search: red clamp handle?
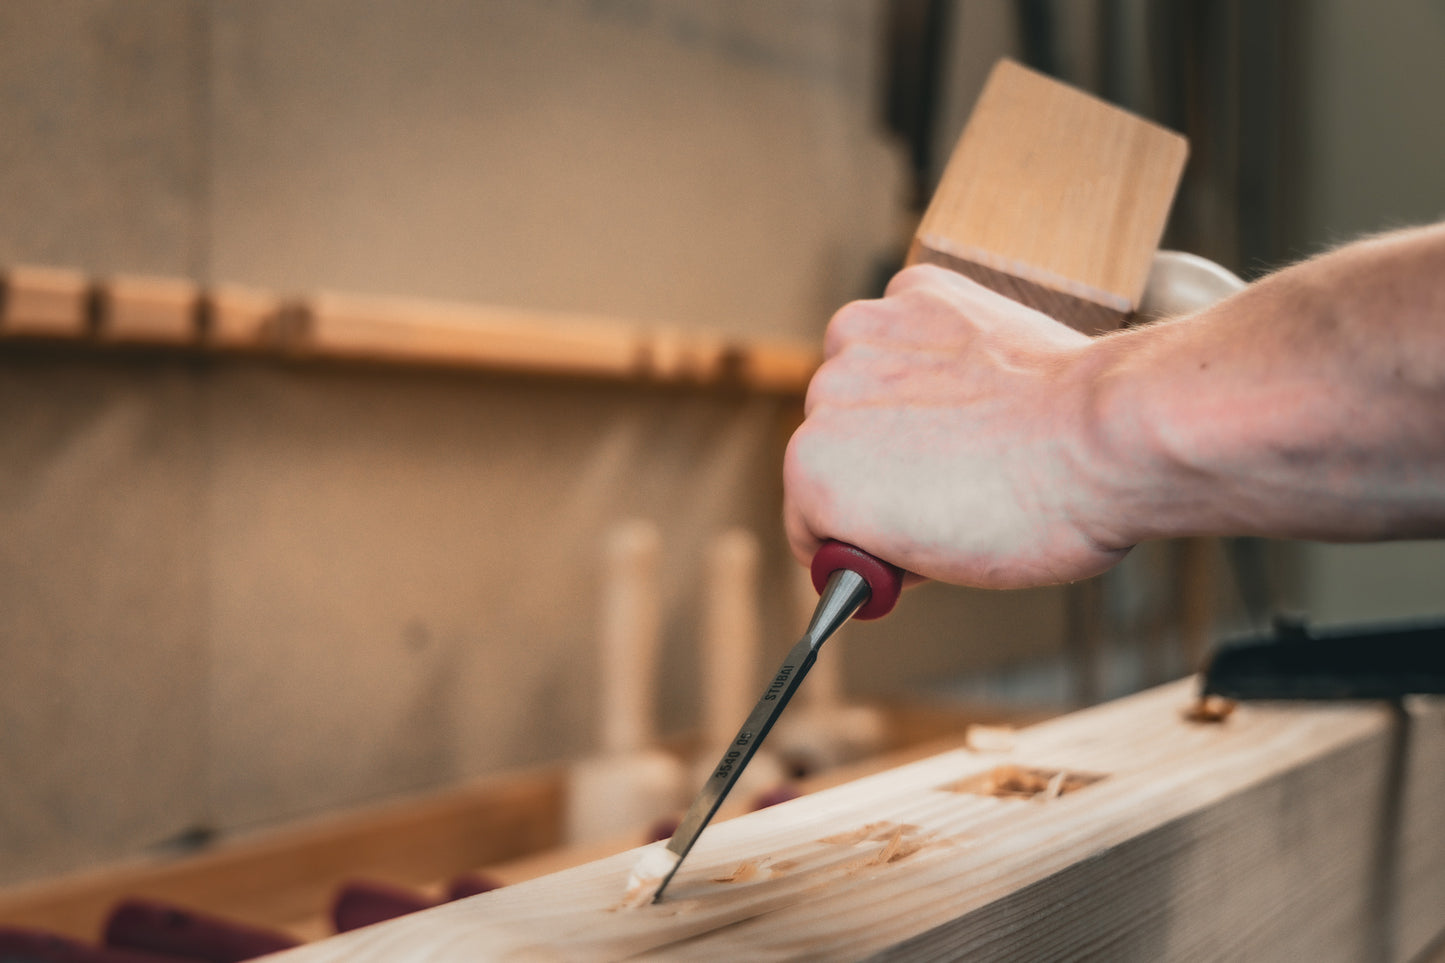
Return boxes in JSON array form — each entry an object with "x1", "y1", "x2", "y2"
[{"x1": 810, "y1": 541, "x2": 904, "y2": 621}]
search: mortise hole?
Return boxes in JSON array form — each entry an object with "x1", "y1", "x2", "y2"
[{"x1": 939, "y1": 765, "x2": 1106, "y2": 800}]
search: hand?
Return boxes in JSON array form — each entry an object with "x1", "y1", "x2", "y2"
[{"x1": 783, "y1": 265, "x2": 1131, "y2": 590}]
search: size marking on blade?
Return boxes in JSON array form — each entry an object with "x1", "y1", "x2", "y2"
[
  {"x1": 763, "y1": 665, "x2": 795, "y2": 701},
  {"x1": 714, "y1": 749, "x2": 742, "y2": 779}
]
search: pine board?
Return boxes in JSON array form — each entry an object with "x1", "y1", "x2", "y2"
[{"x1": 265, "y1": 680, "x2": 1445, "y2": 961}]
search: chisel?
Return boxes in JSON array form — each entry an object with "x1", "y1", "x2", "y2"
[{"x1": 628, "y1": 540, "x2": 903, "y2": 903}]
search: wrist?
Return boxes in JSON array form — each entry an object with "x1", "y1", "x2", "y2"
[
  {"x1": 1074, "y1": 266, "x2": 1331, "y2": 547},
  {"x1": 1068, "y1": 319, "x2": 1208, "y2": 549}
]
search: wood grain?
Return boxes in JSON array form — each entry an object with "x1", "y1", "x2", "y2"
[
  {"x1": 0, "y1": 265, "x2": 90, "y2": 338},
  {"x1": 909, "y1": 59, "x2": 1187, "y2": 333},
  {"x1": 265, "y1": 680, "x2": 1445, "y2": 962}
]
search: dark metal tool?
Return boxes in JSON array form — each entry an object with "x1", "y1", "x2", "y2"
[
  {"x1": 632, "y1": 541, "x2": 904, "y2": 904},
  {"x1": 1201, "y1": 615, "x2": 1445, "y2": 700}
]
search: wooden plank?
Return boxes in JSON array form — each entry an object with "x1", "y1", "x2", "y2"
[
  {"x1": 909, "y1": 59, "x2": 1188, "y2": 333},
  {"x1": 98, "y1": 274, "x2": 200, "y2": 344},
  {"x1": 0, "y1": 769, "x2": 564, "y2": 942},
  {"x1": 273, "y1": 703, "x2": 1009, "y2": 942},
  {"x1": 0, "y1": 264, "x2": 90, "y2": 338},
  {"x1": 265, "y1": 680, "x2": 1445, "y2": 962}
]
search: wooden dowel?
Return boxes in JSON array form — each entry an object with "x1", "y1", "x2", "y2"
[
  {"x1": 566, "y1": 520, "x2": 685, "y2": 844},
  {"x1": 598, "y1": 520, "x2": 664, "y2": 756},
  {"x1": 701, "y1": 529, "x2": 762, "y2": 750},
  {"x1": 694, "y1": 529, "x2": 787, "y2": 799}
]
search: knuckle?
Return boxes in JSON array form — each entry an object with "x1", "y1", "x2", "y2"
[
  {"x1": 783, "y1": 421, "x2": 822, "y2": 485},
  {"x1": 824, "y1": 298, "x2": 877, "y2": 351},
  {"x1": 884, "y1": 263, "x2": 952, "y2": 297},
  {"x1": 803, "y1": 357, "x2": 845, "y2": 414}
]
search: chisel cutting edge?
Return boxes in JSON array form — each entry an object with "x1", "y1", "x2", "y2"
[{"x1": 626, "y1": 541, "x2": 904, "y2": 904}]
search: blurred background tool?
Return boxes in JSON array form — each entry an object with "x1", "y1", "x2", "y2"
[
  {"x1": 693, "y1": 528, "x2": 789, "y2": 804},
  {"x1": 565, "y1": 520, "x2": 686, "y2": 845},
  {"x1": 1202, "y1": 616, "x2": 1445, "y2": 700}
]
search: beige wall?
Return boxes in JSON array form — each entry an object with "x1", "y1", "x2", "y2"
[
  {"x1": 0, "y1": 1, "x2": 1075, "y2": 887},
  {"x1": 205, "y1": 1, "x2": 902, "y2": 338}
]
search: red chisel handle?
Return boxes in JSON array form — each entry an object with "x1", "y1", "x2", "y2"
[{"x1": 809, "y1": 540, "x2": 904, "y2": 621}]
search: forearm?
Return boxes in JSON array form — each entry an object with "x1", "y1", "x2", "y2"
[{"x1": 1083, "y1": 223, "x2": 1445, "y2": 546}]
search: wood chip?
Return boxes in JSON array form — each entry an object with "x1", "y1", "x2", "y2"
[{"x1": 1184, "y1": 695, "x2": 1237, "y2": 724}]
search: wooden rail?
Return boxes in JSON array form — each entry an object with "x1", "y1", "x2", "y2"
[{"x1": 0, "y1": 266, "x2": 820, "y2": 394}]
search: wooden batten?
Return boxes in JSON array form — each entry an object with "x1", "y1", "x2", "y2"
[
  {"x1": 97, "y1": 274, "x2": 201, "y2": 344},
  {"x1": 0, "y1": 265, "x2": 90, "y2": 338},
  {"x1": 1, "y1": 263, "x2": 820, "y2": 394},
  {"x1": 266, "y1": 680, "x2": 1445, "y2": 962},
  {"x1": 205, "y1": 283, "x2": 292, "y2": 350},
  {"x1": 295, "y1": 291, "x2": 650, "y2": 379},
  {"x1": 909, "y1": 59, "x2": 1188, "y2": 333}
]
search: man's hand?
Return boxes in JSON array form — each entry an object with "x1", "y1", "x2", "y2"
[
  {"x1": 783, "y1": 264, "x2": 1130, "y2": 589},
  {"x1": 786, "y1": 226, "x2": 1445, "y2": 591}
]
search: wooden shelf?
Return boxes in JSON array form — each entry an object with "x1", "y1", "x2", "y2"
[{"x1": 0, "y1": 265, "x2": 820, "y2": 395}]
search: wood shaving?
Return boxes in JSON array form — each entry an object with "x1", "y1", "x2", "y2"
[
  {"x1": 820, "y1": 821, "x2": 922, "y2": 847},
  {"x1": 869, "y1": 827, "x2": 927, "y2": 865},
  {"x1": 869, "y1": 822, "x2": 920, "y2": 841},
  {"x1": 1184, "y1": 695, "x2": 1237, "y2": 723},
  {"x1": 711, "y1": 860, "x2": 759, "y2": 884},
  {"x1": 820, "y1": 821, "x2": 894, "y2": 846},
  {"x1": 941, "y1": 765, "x2": 1105, "y2": 799},
  {"x1": 618, "y1": 846, "x2": 678, "y2": 910}
]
